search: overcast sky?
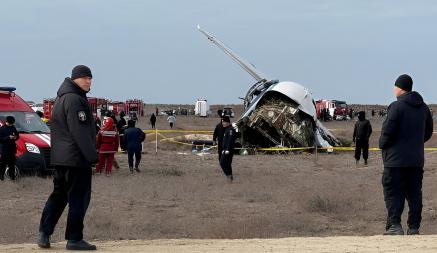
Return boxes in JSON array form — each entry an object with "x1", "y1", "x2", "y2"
[{"x1": 1, "y1": 1, "x2": 436, "y2": 105}]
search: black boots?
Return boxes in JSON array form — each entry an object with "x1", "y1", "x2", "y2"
[
  {"x1": 38, "y1": 232, "x2": 96, "y2": 250},
  {"x1": 407, "y1": 228, "x2": 420, "y2": 235},
  {"x1": 384, "y1": 224, "x2": 404, "y2": 235},
  {"x1": 37, "y1": 232, "x2": 51, "y2": 248},
  {"x1": 66, "y1": 239, "x2": 97, "y2": 250}
]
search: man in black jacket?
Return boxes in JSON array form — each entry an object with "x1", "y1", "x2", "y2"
[
  {"x1": 213, "y1": 118, "x2": 225, "y2": 161},
  {"x1": 38, "y1": 65, "x2": 98, "y2": 250},
  {"x1": 124, "y1": 119, "x2": 146, "y2": 173},
  {"x1": 0, "y1": 116, "x2": 19, "y2": 181},
  {"x1": 219, "y1": 116, "x2": 236, "y2": 182},
  {"x1": 379, "y1": 74, "x2": 433, "y2": 236},
  {"x1": 117, "y1": 111, "x2": 127, "y2": 151},
  {"x1": 353, "y1": 111, "x2": 372, "y2": 165}
]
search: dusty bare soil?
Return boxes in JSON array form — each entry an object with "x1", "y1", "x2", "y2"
[
  {"x1": 2, "y1": 236, "x2": 437, "y2": 252},
  {"x1": 1, "y1": 108, "x2": 437, "y2": 252}
]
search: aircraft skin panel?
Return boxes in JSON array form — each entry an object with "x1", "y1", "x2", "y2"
[
  {"x1": 241, "y1": 81, "x2": 316, "y2": 120},
  {"x1": 269, "y1": 81, "x2": 316, "y2": 119}
]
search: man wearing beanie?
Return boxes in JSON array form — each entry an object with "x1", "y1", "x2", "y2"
[
  {"x1": 379, "y1": 74, "x2": 433, "y2": 235},
  {"x1": 219, "y1": 116, "x2": 236, "y2": 182},
  {"x1": 38, "y1": 65, "x2": 98, "y2": 250}
]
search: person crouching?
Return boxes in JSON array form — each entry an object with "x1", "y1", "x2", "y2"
[{"x1": 96, "y1": 116, "x2": 119, "y2": 176}]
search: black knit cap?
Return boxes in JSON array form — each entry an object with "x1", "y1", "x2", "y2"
[
  {"x1": 71, "y1": 65, "x2": 93, "y2": 80},
  {"x1": 222, "y1": 116, "x2": 231, "y2": 123},
  {"x1": 395, "y1": 74, "x2": 413, "y2": 92},
  {"x1": 6, "y1": 116, "x2": 15, "y2": 124}
]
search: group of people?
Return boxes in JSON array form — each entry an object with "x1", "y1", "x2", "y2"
[
  {"x1": 0, "y1": 65, "x2": 427, "y2": 250},
  {"x1": 148, "y1": 112, "x2": 177, "y2": 129},
  {"x1": 95, "y1": 111, "x2": 145, "y2": 176}
]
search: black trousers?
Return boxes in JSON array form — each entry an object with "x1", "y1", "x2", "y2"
[
  {"x1": 0, "y1": 153, "x2": 16, "y2": 180},
  {"x1": 119, "y1": 135, "x2": 126, "y2": 151},
  {"x1": 151, "y1": 122, "x2": 156, "y2": 129},
  {"x1": 128, "y1": 149, "x2": 141, "y2": 168},
  {"x1": 355, "y1": 139, "x2": 369, "y2": 161},
  {"x1": 219, "y1": 153, "x2": 233, "y2": 176},
  {"x1": 382, "y1": 167, "x2": 423, "y2": 230},
  {"x1": 39, "y1": 166, "x2": 92, "y2": 241},
  {"x1": 217, "y1": 148, "x2": 223, "y2": 162}
]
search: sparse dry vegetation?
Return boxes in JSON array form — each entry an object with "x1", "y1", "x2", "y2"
[{"x1": 1, "y1": 111, "x2": 437, "y2": 245}]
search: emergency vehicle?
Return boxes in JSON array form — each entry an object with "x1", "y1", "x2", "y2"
[
  {"x1": 125, "y1": 99, "x2": 144, "y2": 119},
  {"x1": 108, "y1": 101, "x2": 126, "y2": 116},
  {"x1": 0, "y1": 87, "x2": 52, "y2": 177},
  {"x1": 194, "y1": 99, "x2": 211, "y2": 117},
  {"x1": 43, "y1": 98, "x2": 55, "y2": 120},
  {"x1": 316, "y1": 99, "x2": 348, "y2": 120},
  {"x1": 87, "y1": 97, "x2": 108, "y2": 119}
]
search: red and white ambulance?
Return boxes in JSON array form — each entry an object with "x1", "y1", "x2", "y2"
[{"x1": 0, "y1": 87, "x2": 51, "y2": 177}]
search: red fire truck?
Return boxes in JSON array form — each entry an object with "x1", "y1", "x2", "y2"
[
  {"x1": 108, "y1": 101, "x2": 126, "y2": 116},
  {"x1": 44, "y1": 97, "x2": 109, "y2": 120},
  {"x1": 43, "y1": 98, "x2": 56, "y2": 121},
  {"x1": 316, "y1": 99, "x2": 348, "y2": 120},
  {"x1": 125, "y1": 99, "x2": 144, "y2": 119},
  {"x1": 87, "y1": 97, "x2": 108, "y2": 119}
]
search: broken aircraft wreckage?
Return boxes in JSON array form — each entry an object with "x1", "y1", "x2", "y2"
[{"x1": 197, "y1": 25, "x2": 340, "y2": 149}]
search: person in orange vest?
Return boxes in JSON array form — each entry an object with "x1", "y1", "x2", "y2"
[{"x1": 95, "y1": 116, "x2": 119, "y2": 176}]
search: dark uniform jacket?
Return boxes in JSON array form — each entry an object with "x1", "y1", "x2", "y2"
[
  {"x1": 379, "y1": 91, "x2": 433, "y2": 168},
  {"x1": 150, "y1": 114, "x2": 156, "y2": 124},
  {"x1": 50, "y1": 78, "x2": 97, "y2": 168},
  {"x1": 116, "y1": 118, "x2": 127, "y2": 135},
  {"x1": 353, "y1": 119, "x2": 372, "y2": 142},
  {"x1": 0, "y1": 125, "x2": 19, "y2": 155},
  {"x1": 213, "y1": 123, "x2": 225, "y2": 149},
  {"x1": 124, "y1": 127, "x2": 145, "y2": 152},
  {"x1": 222, "y1": 126, "x2": 236, "y2": 152}
]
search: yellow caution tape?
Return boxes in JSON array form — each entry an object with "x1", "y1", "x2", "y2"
[
  {"x1": 144, "y1": 129, "x2": 213, "y2": 134},
  {"x1": 144, "y1": 129, "x2": 437, "y2": 152},
  {"x1": 257, "y1": 147, "x2": 313, "y2": 151}
]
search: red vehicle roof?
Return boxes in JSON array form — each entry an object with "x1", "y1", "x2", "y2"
[{"x1": 0, "y1": 89, "x2": 33, "y2": 112}]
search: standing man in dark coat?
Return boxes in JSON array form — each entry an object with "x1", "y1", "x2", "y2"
[
  {"x1": 38, "y1": 65, "x2": 98, "y2": 250},
  {"x1": 150, "y1": 113, "x2": 156, "y2": 129},
  {"x1": 379, "y1": 74, "x2": 433, "y2": 236},
  {"x1": 353, "y1": 111, "x2": 372, "y2": 165},
  {"x1": 219, "y1": 116, "x2": 236, "y2": 182},
  {"x1": 117, "y1": 111, "x2": 127, "y2": 151},
  {"x1": 0, "y1": 116, "x2": 19, "y2": 181},
  {"x1": 213, "y1": 118, "x2": 225, "y2": 161},
  {"x1": 124, "y1": 119, "x2": 145, "y2": 173}
]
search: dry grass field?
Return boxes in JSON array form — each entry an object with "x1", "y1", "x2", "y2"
[{"x1": 1, "y1": 104, "x2": 437, "y2": 249}]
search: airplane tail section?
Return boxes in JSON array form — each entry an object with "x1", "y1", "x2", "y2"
[{"x1": 197, "y1": 25, "x2": 266, "y2": 82}]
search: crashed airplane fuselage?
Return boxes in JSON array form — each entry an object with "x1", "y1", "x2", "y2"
[{"x1": 197, "y1": 25, "x2": 340, "y2": 149}]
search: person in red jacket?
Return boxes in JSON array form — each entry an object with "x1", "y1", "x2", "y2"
[{"x1": 96, "y1": 116, "x2": 119, "y2": 176}]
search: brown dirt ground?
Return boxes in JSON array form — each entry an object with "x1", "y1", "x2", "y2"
[
  {"x1": 1, "y1": 105, "x2": 437, "y2": 252},
  {"x1": 1, "y1": 236, "x2": 437, "y2": 252}
]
